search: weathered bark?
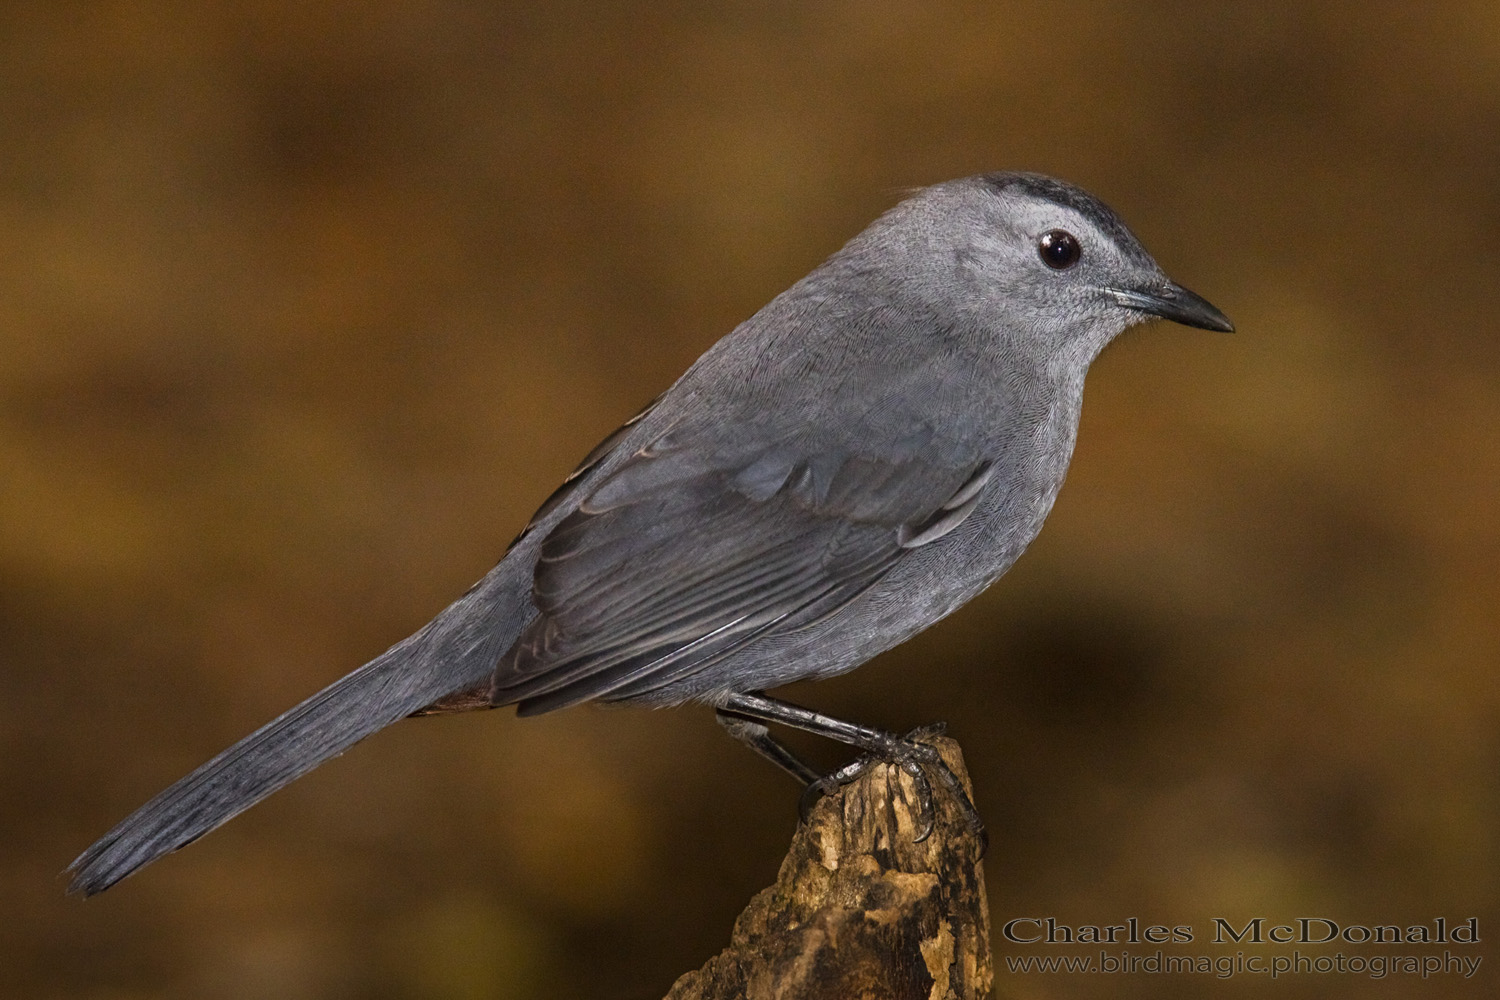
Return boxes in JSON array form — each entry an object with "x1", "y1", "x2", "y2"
[{"x1": 665, "y1": 737, "x2": 991, "y2": 1000}]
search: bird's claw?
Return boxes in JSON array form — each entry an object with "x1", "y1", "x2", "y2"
[
  {"x1": 797, "y1": 757, "x2": 870, "y2": 824},
  {"x1": 796, "y1": 723, "x2": 985, "y2": 855}
]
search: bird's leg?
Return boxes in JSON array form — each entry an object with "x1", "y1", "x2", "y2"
[
  {"x1": 718, "y1": 692, "x2": 985, "y2": 851},
  {"x1": 714, "y1": 710, "x2": 822, "y2": 785}
]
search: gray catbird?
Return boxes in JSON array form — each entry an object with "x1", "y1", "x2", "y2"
[{"x1": 68, "y1": 172, "x2": 1231, "y2": 896}]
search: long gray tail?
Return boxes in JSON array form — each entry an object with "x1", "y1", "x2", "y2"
[{"x1": 67, "y1": 572, "x2": 527, "y2": 896}]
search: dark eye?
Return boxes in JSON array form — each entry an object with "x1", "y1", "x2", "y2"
[{"x1": 1038, "y1": 229, "x2": 1081, "y2": 270}]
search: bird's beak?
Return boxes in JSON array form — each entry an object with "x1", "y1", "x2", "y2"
[{"x1": 1106, "y1": 281, "x2": 1234, "y2": 332}]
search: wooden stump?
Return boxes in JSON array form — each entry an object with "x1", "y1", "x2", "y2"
[{"x1": 665, "y1": 737, "x2": 991, "y2": 1000}]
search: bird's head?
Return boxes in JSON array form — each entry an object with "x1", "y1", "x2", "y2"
[{"x1": 863, "y1": 172, "x2": 1232, "y2": 367}]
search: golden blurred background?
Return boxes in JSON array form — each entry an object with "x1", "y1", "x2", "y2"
[{"x1": 4, "y1": 2, "x2": 1498, "y2": 998}]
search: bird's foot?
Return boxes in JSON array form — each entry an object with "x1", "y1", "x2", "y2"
[{"x1": 796, "y1": 721, "x2": 986, "y2": 855}]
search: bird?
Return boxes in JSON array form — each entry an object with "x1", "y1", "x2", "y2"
[{"x1": 67, "y1": 171, "x2": 1232, "y2": 896}]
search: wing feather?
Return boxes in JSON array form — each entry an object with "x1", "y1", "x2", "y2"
[{"x1": 493, "y1": 433, "x2": 991, "y2": 713}]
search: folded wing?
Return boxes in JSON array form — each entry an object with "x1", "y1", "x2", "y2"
[{"x1": 494, "y1": 426, "x2": 992, "y2": 714}]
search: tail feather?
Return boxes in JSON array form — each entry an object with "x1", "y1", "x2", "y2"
[{"x1": 67, "y1": 574, "x2": 526, "y2": 896}]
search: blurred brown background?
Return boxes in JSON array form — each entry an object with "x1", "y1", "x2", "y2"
[{"x1": 4, "y1": 2, "x2": 1497, "y2": 998}]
